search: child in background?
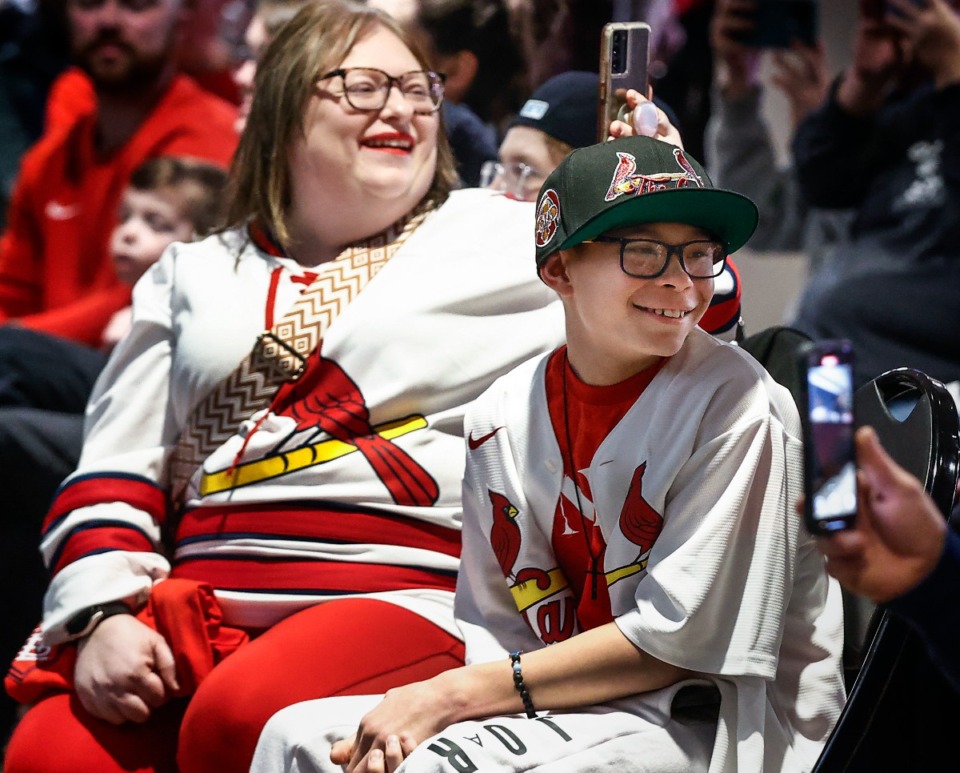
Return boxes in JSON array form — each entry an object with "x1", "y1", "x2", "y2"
[
  {"x1": 251, "y1": 135, "x2": 845, "y2": 773},
  {"x1": 100, "y1": 157, "x2": 228, "y2": 347},
  {"x1": 0, "y1": 157, "x2": 228, "y2": 747}
]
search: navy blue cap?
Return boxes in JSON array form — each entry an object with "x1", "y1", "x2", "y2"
[{"x1": 508, "y1": 71, "x2": 598, "y2": 151}]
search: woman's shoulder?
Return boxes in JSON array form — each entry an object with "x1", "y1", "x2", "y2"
[
  {"x1": 158, "y1": 226, "x2": 263, "y2": 275},
  {"x1": 434, "y1": 188, "x2": 534, "y2": 231}
]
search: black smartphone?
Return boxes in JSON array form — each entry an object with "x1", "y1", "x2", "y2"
[
  {"x1": 738, "y1": 0, "x2": 818, "y2": 48},
  {"x1": 597, "y1": 21, "x2": 650, "y2": 143},
  {"x1": 799, "y1": 339, "x2": 858, "y2": 535}
]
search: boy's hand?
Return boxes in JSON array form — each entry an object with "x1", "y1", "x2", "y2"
[
  {"x1": 607, "y1": 90, "x2": 684, "y2": 148},
  {"x1": 329, "y1": 677, "x2": 455, "y2": 772}
]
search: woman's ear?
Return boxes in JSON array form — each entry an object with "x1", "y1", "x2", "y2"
[{"x1": 539, "y1": 251, "x2": 574, "y2": 297}]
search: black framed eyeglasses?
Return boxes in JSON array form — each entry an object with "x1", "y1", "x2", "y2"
[
  {"x1": 318, "y1": 67, "x2": 445, "y2": 114},
  {"x1": 583, "y1": 236, "x2": 728, "y2": 279}
]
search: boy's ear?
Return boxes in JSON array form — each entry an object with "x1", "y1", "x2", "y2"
[{"x1": 539, "y1": 251, "x2": 573, "y2": 296}]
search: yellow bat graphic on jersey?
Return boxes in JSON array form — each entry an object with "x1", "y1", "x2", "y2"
[{"x1": 199, "y1": 415, "x2": 427, "y2": 496}]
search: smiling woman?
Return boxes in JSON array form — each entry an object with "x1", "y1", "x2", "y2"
[{"x1": 1, "y1": 2, "x2": 564, "y2": 772}]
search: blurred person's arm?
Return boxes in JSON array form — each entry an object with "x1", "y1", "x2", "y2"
[
  {"x1": 793, "y1": 6, "x2": 905, "y2": 208},
  {"x1": 705, "y1": 0, "x2": 831, "y2": 252},
  {"x1": 15, "y1": 285, "x2": 133, "y2": 347}
]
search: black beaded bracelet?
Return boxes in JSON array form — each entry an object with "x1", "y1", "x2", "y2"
[{"x1": 509, "y1": 650, "x2": 537, "y2": 718}]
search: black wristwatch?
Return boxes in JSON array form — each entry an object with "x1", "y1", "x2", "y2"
[{"x1": 65, "y1": 601, "x2": 132, "y2": 638}]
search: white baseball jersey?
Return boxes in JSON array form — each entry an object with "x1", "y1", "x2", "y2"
[
  {"x1": 38, "y1": 188, "x2": 565, "y2": 644},
  {"x1": 249, "y1": 331, "x2": 844, "y2": 773},
  {"x1": 447, "y1": 330, "x2": 845, "y2": 772}
]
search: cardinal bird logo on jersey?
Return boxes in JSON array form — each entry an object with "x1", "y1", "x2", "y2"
[
  {"x1": 614, "y1": 462, "x2": 663, "y2": 575},
  {"x1": 489, "y1": 490, "x2": 521, "y2": 579},
  {"x1": 200, "y1": 354, "x2": 439, "y2": 505},
  {"x1": 269, "y1": 356, "x2": 440, "y2": 506}
]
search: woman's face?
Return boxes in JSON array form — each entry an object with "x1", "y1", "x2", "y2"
[{"x1": 288, "y1": 25, "x2": 439, "y2": 221}]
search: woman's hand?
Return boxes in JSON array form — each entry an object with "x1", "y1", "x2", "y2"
[
  {"x1": 607, "y1": 90, "x2": 684, "y2": 148},
  {"x1": 74, "y1": 614, "x2": 179, "y2": 724},
  {"x1": 329, "y1": 677, "x2": 459, "y2": 773}
]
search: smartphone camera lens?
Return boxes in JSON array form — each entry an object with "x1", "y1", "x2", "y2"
[{"x1": 611, "y1": 29, "x2": 627, "y2": 75}]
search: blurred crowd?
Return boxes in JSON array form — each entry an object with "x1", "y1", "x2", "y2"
[{"x1": 1, "y1": 0, "x2": 959, "y2": 769}]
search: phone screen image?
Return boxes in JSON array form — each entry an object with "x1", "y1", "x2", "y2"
[{"x1": 803, "y1": 346, "x2": 857, "y2": 533}]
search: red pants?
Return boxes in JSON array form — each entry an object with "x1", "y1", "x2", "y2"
[{"x1": 4, "y1": 599, "x2": 463, "y2": 772}]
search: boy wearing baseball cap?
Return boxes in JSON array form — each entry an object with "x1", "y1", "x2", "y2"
[{"x1": 251, "y1": 136, "x2": 845, "y2": 773}]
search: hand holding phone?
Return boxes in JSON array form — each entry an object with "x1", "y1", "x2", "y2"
[
  {"x1": 597, "y1": 22, "x2": 651, "y2": 142},
  {"x1": 799, "y1": 340, "x2": 858, "y2": 535}
]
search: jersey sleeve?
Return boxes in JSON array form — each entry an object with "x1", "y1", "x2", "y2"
[
  {"x1": 39, "y1": 248, "x2": 182, "y2": 644},
  {"x1": 615, "y1": 356, "x2": 807, "y2": 680}
]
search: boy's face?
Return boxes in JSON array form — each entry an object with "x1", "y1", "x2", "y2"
[
  {"x1": 110, "y1": 186, "x2": 195, "y2": 285},
  {"x1": 494, "y1": 126, "x2": 556, "y2": 201},
  {"x1": 543, "y1": 221, "x2": 716, "y2": 382}
]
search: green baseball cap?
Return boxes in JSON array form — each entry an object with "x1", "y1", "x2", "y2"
[{"x1": 534, "y1": 135, "x2": 758, "y2": 268}]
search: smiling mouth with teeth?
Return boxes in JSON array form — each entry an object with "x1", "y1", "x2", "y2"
[
  {"x1": 637, "y1": 306, "x2": 688, "y2": 319},
  {"x1": 363, "y1": 138, "x2": 413, "y2": 151}
]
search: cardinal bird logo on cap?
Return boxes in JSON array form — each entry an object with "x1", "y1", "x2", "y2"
[
  {"x1": 605, "y1": 148, "x2": 704, "y2": 202},
  {"x1": 536, "y1": 189, "x2": 561, "y2": 247}
]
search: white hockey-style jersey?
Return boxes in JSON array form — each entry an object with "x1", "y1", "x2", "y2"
[
  {"x1": 455, "y1": 330, "x2": 845, "y2": 772},
  {"x1": 38, "y1": 189, "x2": 565, "y2": 644}
]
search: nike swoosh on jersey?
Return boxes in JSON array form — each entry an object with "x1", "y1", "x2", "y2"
[
  {"x1": 467, "y1": 426, "x2": 503, "y2": 450},
  {"x1": 45, "y1": 201, "x2": 81, "y2": 220}
]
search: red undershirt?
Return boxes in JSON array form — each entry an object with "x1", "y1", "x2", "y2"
[{"x1": 544, "y1": 346, "x2": 667, "y2": 631}]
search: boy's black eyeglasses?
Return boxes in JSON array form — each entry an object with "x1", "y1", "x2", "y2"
[
  {"x1": 318, "y1": 67, "x2": 446, "y2": 114},
  {"x1": 583, "y1": 236, "x2": 728, "y2": 279}
]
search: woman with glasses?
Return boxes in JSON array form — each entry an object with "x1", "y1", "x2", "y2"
[{"x1": 3, "y1": 2, "x2": 564, "y2": 772}]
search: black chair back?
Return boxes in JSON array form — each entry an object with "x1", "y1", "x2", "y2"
[{"x1": 812, "y1": 368, "x2": 960, "y2": 772}]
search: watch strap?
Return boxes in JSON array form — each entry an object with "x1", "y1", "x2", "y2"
[{"x1": 65, "y1": 601, "x2": 132, "y2": 638}]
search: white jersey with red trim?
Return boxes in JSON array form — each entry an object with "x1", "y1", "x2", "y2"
[
  {"x1": 453, "y1": 330, "x2": 845, "y2": 772},
  {"x1": 39, "y1": 188, "x2": 565, "y2": 645}
]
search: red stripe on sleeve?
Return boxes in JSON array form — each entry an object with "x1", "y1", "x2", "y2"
[
  {"x1": 44, "y1": 475, "x2": 167, "y2": 533},
  {"x1": 51, "y1": 525, "x2": 155, "y2": 576}
]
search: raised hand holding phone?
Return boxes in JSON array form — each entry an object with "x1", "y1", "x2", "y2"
[{"x1": 597, "y1": 22, "x2": 651, "y2": 142}]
